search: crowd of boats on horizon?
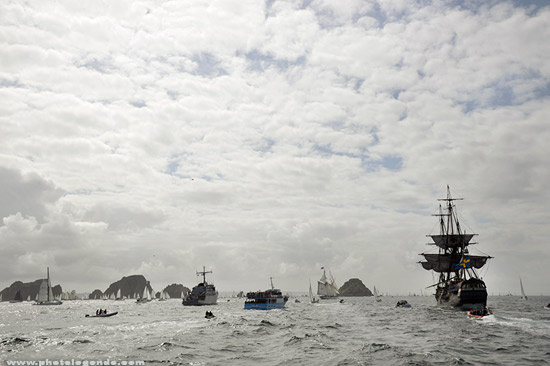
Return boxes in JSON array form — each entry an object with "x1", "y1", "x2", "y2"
[{"x1": 1, "y1": 188, "x2": 546, "y2": 312}]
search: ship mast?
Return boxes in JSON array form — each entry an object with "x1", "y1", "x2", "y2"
[
  {"x1": 196, "y1": 266, "x2": 212, "y2": 284},
  {"x1": 437, "y1": 186, "x2": 464, "y2": 284}
]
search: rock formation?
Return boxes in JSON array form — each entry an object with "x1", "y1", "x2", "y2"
[
  {"x1": 89, "y1": 289, "x2": 104, "y2": 300},
  {"x1": 338, "y1": 278, "x2": 373, "y2": 297},
  {"x1": 162, "y1": 283, "x2": 190, "y2": 298},
  {"x1": 104, "y1": 275, "x2": 154, "y2": 299},
  {"x1": 0, "y1": 280, "x2": 62, "y2": 301}
]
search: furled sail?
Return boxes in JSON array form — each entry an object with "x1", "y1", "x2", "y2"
[
  {"x1": 429, "y1": 234, "x2": 475, "y2": 249},
  {"x1": 420, "y1": 254, "x2": 489, "y2": 272}
]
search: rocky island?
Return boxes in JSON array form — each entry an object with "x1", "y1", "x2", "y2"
[
  {"x1": 338, "y1": 278, "x2": 373, "y2": 297},
  {"x1": 0, "y1": 279, "x2": 62, "y2": 301},
  {"x1": 103, "y1": 275, "x2": 154, "y2": 299}
]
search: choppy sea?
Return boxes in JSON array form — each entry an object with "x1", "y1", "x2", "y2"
[{"x1": 1, "y1": 295, "x2": 549, "y2": 365}]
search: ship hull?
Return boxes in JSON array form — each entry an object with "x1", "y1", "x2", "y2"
[
  {"x1": 34, "y1": 301, "x2": 63, "y2": 306},
  {"x1": 182, "y1": 293, "x2": 218, "y2": 306},
  {"x1": 244, "y1": 299, "x2": 286, "y2": 310},
  {"x1": 436, "y1": 279, "x2": 488, "y2": 310}
]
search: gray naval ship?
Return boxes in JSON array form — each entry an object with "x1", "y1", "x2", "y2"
[{"x1": 182, "y1": 266, "x2": 218, "y2": 306}]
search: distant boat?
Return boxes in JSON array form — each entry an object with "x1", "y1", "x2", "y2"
[
  {"x1": 158, "y1": 291, "x2": 169, "y2": 301},
  {"x1": 374, "y1": 286, "x2": 382, "y2": 302},
  {"x1": 467, "y1": 307, "x2": 493, "y2": 318},
  {"x1": 35, "y1": 267, "x2": 62, "y2": 305},
  {"x1": 309, "y1": 279, "x2": 319, "y2": 303},
  {"x1": 520, "y1": 276, "x2": 528, "y2": 300},
  {"x1": 317, "y1": 267, "x2": 339, "y2": 299},
  {"x1": 9, "y1": 290, "x2": 23, "y2": 303},
  {"x1": 115, "y1": 288, "x2": 123, "y2": 300},
  {"x1": 244, "y1": 277, "x2": 288, "y2": 310},
  {"x1": 85, "y1": 311, "x2": 118, "y2": 318},
  {"x1": 396, "y1": 300, "x2": 411, "y2": 308},
  {"x1": 182, "y1": 266, "x2": 218, "y2": 306},
  {"x1": 136, "y1": 287, "x2": 152, "y2": 303}
]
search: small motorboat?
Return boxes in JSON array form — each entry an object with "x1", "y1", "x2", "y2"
[
  {"x1": 467, "y1": 307, "x2": 493, "y2": 318},
  {"x1": 204, "y1": 311, "x2": 215, "y2": 319},
  {"x1": 544, "y1": 304, "x2": 550, "y2": 310},
  {"x1": 85, "y1": 311, "x2": 118, "y2": 318},
  {"x1": 396, "y1": 300, "x2": 411, "y2": 308}
]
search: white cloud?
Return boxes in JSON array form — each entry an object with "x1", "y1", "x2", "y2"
[{"x1": 0, "y1": 0, "x2": 549, "y2": 297}]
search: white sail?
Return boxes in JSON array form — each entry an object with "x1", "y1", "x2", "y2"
[
  {"x1": 317, "y1": 268, "x2": 339, "y2": 297},
  {"x1": 116, "y1": 289, "x2": 121, "y2": 299},
  {"x1": 37, "y1": 280, "x2": 49, "y2": 302},
  {"x1": 520, "y1": 277, "x2": 528, "y2": 300},
  {"x1": 374, "y1": 286, "x2": 381, "y2": 302},
  {"x1": 47, "y1": 273, "x2": 54, "y2": 301}
]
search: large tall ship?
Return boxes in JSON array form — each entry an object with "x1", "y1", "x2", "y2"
[
  {"x1": 182, "y1": 267, "x2": 218, "y2": 306},
  {"x1": 317, "y1": 267, "x2": 339, "y2": 299},
  {"x1": 419, "y1": 187, "x2": 492, "y2": 310}
]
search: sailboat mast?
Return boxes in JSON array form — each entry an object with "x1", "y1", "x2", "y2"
[{"x1": 47, "y1": 267, "x2": 51, "y2": 301}]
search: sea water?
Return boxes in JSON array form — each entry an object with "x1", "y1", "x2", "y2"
[{"x1": 1, "y1": 296, "x2": 549, "y2": 365}]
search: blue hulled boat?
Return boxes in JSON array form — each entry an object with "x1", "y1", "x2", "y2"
[{"x1": 244, "y1": 278, "x2": 288, "y2": 310}]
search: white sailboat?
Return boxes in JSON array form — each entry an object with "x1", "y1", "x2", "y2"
[
  {"x1": 35, "y1": 267, "x2": 62, "y2": 305},
  {"x1": 309, "y1": 279, "x2": 319, "y2": 303},
  {"x1": 317, "y1": 267, "x2": 339, "y2": 299},
  {"x1": 374, "y1": 286, "x2": 381, "y2": 302},
  {"x1": 160, "y1": 290, "x2": 170, "y2": 301},
  {"x1": 520, "y1": 276, "x2": 528, "y2": 300}
]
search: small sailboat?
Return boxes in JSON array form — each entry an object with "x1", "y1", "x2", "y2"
[
  {"x1": 309, "y1": 279, "x2": 319, "y2": 303},
  {"x1": 9, "y1": 290, "x2": 23, "y2": 303},
  {"x1": 520, "y1": 276, "x2": 528, "y2": 300},
  {"x1": 136, "y1": 287, "x2": 152, "y2": 303},
  {"x1": 158, "y1": 291, "x2": 168, "y2": 301},
  {"x1": 374, "y1": 286, "x2": 381, "y2": 302},
  {"x1": 35, "y1": 267, "x2": 63, "y2": 305}
]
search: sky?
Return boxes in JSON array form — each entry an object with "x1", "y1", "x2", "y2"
[{"x1": 1, "y1": 0, "x2": 549, "y2": 297}]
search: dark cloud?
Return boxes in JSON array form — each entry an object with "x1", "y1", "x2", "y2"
[{"x1": 0, "y1": 167, "x2": 64, "y2": 224}]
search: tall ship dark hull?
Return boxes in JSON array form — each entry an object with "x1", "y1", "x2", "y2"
[
  {"x1": 435, "y1": 278, "x2": 488, "y2": 310},
  {"x1": 182, "y1": 284, "x2": 218, "y2": 306},
  {"x1": 419, "y1": 187, "x2": 492, "y2": 310}
]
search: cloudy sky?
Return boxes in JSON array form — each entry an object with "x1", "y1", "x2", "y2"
[{"x1": 1, "y1": 0, "x2": 549, "y2": 297}]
